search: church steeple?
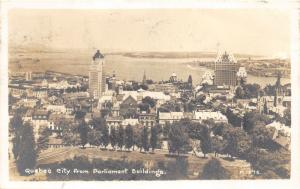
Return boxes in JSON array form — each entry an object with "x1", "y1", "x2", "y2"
[{"x1": 142, "y1": 70, "x2": 146, "y2": 84}]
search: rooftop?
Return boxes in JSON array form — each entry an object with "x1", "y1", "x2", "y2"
[{"x1": 93, "y1": 50, "x2": 104, "y2": 60}]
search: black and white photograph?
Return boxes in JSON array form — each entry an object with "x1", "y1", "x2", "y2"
[{"x1": 0, "y1": 1, "x2": 299, "y2": 188}]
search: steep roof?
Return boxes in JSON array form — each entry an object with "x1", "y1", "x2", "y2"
[
  {"x1": 215, "y1": 51, "x2": 236, "y2": 64},
  {"x1": 93, "y1": 50, "x2": 104, "y2": 60}
]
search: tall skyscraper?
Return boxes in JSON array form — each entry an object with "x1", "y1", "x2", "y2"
[
  {"x1": 214, "y1": 51, "x2": 237, "y2": 86},
  {"x1": 88, "y1": 50, "x2": 105, "y2": 99}
]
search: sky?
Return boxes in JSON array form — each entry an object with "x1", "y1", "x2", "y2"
[{"x1": 8, "y1": 9, "x2": 291, "y2": 56}]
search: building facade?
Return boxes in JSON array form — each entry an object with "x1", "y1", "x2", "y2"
[
  {"x1": 88, "y1": 50, "x2": 105, "y2": 99},
  {"x1": 214, "y1": 51, "x2": 237, "y2": 86}
]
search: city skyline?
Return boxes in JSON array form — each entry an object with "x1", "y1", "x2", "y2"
[{"x1": 9, "y1": 9, "x2": 290, "y2": 57}]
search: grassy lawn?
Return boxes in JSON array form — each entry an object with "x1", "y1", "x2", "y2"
[{"x1": 10, "y1": 147, "x2": 253, "y2": 180}]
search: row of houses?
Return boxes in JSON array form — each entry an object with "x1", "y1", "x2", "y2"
[{"x1": 106, "y1": 110, "x2": 228, "y2": 133}]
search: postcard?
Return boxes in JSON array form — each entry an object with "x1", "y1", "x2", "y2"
[{"x1": 0, "y1": 1, "x2": 299, "y2": 189}]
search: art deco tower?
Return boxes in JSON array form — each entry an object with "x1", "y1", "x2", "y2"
[
  {"x1": 214, "y1": 51, "x2": 237, "y2": 86},
  {"x1": 88, "y1": 50, "x2": 105, "y2": 99}
]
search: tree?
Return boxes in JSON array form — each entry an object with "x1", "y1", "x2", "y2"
[
  {"x1": 274, "y1": 91, "x2": 277, "y2": 107},
  {"x1": 243, "y1": 112, "x2": 271, "y2": 133},
  {"x1": 9, "y1": 93, "x2": 18, "y2": 105},
  {"x1": 101, "y1": 125, "x2": 110, "y2": 149},
  {"x1": 199, "y1": 126, "x2": 212, "y2": 158},
  {"x1": 200, "y1": 158, "x2": 230, "y2": 179},
  {"x1": 243, "y1": 83, "x2": 261, "y2": 98},
  {"x1": 186, "y1": 121, "x2": 212, "y2": 157},
  {"x1": 168, "y1": 123, "x2": 190, "y2": 155},
  {"x1": 142, "y1": 96, "x2": 156, "y2": 108},
  {"x1": 16, "y1": 122, "x2": 37, "y2": 176},
  {"x1": 211, "y1": 136, "x2": 227, "y2": 157},
  {"x1": 264, "y1": 84, "x2": 276, "y2": 96},
  {"x1": 283, "y1": 108, "x2": 291, "y2": 126},
  {"x1": 87, "y1": 129, "x2": 102, "y2": 147},
  {"x1": 78, "y1": 121, "x2": 88, "y2": 148},
  {"x1": 175, "y1": 157, "x2": 189, "y2": 177},
  {"x1": 188, "y1": 75, "x2": 193, "y2": 85},
  {"x1": 110, "y1": 127, "x2": 118, "y2": 150},
  {"x1": 246, "y1": 148, "x2": 290, "y2": 178},
  {"x1": 11, "y1": 112, "x2": 24, "y2": 160},
  {"x1": 117, "y1": 125, "x2": 125, "y2": 150},
  {"x1": 62, "y1": 123, "x2": 81, "y2": 146},
  {"x1": 141, "y1": 126, "x2": 149, "y2": 152},
  {"x1": 138, "y1": 103, "x2": 150, "y2": 113},
  {"x1": 159, "y1": 102, "x2": 181, "y2": 112},
  {"x1": 223, "y1": 127, "x2": 252, "y2": 158},
  {"x1": 162, "y1": 123, "x2": 171, "y2": 137},
  {"x1": 263, "y1": 101, "x2": 268, "y2": 114},
  {"x1": 75, "y1": 111, "x2": 86, "y2": 120},
  {"x1": 251, "y1": 125, "x2": 277, "y2": 150},
  {"x1": 10, "y1": 111, "x2": 24, "y2": 131},
  {"x1": 36, "y1": 127, "x2": 51, "y2": 154},
  {"x1": 150, "y1": 126, "x2": 158, "y2": 152},
  {"x1": 226, "y1": 107, "x2": 242, "y2": 127},
  {"x1": 124, "y1": 125, "x2": 134, "y2": 151},
  {"x1": 90, "y1": 117, "x2": 106, "y2": 130},
  {"x1": 235, "y1": 86, "x2": 245, "y2": 99},
  {"x1": 211, "y1": 122, "x2": 230, "y2": 136},
  {"x1": 133, "y1": 127, "x2": 142, "y2": 151},
  {"x1": 195, "y1": 94, "x2": 206, "y2": 104}
]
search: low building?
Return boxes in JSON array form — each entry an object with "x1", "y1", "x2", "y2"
[
  {"x1": 158, "y1": 112, "x2": 193, "y2": 126},
  {"x1": 48, "y1": 136, "x2": 64, "y2": 148},
  {"x1": 194, "y1": 111, "x2": 228, "y2": 123},
  {"x1": 138, "y1": 112, "x2": 156, "y2": 127},
  {"x1": 63, "y1": 92, "x2": 90, "y2": 100},
  {"x1": 46, "y1": 104, "x2": 67, "y2": 114},
  {"x1": 23, "y1": 109, "x2": 34, "y2": 122},
  {"x1": 47, "y1": 114, "x2": 75, "y2": 132},
  {"x1": 98, "y1": 94, "x2": 114, "y2": 110},
  {"x1": 158, "y1": 110, "x2": 228, "y2": 126},
  {"x1": 266, "y1": 121, "x2": 290, "y2": 150},
  {"x1": 19, "y1": 98, "x2": 39, "y2": 108},
  {"x1": 31, "y1": 110, "x2": 50, "y2": 141},
  {"x1": 32, "y1": 88, "x2": 48, "y2": 99},
  {"x1": 122, "y1": 119, "x2": 139, "y2": 127},
  {"x1": 151, "y1": 83, "x2": 178, "y2": 94},
  {"x1": 266, "y1": 121, "x2": 290, "y2": 138},
  {"x1": 106, "y1": 116, "x2": 124, "y2": 134},
  {"x1": 9, "y1": 84, "x2": 26, "y2": 97},
  {"x1": 119, "y1": 95, "x2": 139, "y2": 117}
]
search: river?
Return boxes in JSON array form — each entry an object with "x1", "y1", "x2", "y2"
[
  {"x1": 104, "y1": 55, "x2": 290, "y2": 87},
  {"x1": 10, "y1": 53, "x2": 290, "y2": 87}
]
